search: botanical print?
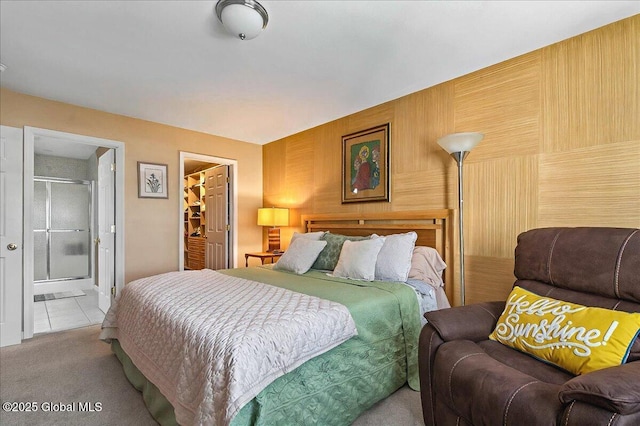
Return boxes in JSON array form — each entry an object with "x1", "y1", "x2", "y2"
[
  {"x1": 138, "y1": 162, "x2": 168, "y2": 198},
  {"x1": 145, "y1": 169, "x2": 163, "y2": 193}
]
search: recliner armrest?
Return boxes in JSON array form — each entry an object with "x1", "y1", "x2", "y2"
[
  {"x1": 423, "y1": 301, "x2": 505, "y2": 342},
  {"x1": 559, "y1": 361, "x2": 640, "y2": 415}
]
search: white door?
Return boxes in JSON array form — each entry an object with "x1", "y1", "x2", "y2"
[
  {"x1": 0, "y1": 126, "x2": 23, "y2": 347},
  {"x1": 97, "y1": 149, "x2": 115, "y2": 313},
  {"x1": 205, "y1": 165, "x2": 230, "y2": 270}
]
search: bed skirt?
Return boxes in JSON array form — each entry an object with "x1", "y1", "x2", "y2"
[{"x1": 113, "y1": 336, "x2": 408, "y2": 426}]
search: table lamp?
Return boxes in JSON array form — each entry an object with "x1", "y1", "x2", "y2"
[{"x1": 257, "y1": 207, "x2": 289, "y2": 252}]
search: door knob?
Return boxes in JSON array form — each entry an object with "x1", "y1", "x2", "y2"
[{"x1": 7, "y1": 243, "x2": 18, "y2": 251}]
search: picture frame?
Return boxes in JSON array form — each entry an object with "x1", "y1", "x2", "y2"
[
  {"x1": 137, "y1": 161, "x2": 168, "y2": 199},
  {"x1": 341, "y1": 123, "x2": 390, "y2": 203}
]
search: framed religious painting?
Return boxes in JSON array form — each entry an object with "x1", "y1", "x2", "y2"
[
  {"x1": 341, "y1": 123, "x2": 390, "y2": 203},
  {"x1": 137, "y1": 161, "x2": 168, "y2": 199}
]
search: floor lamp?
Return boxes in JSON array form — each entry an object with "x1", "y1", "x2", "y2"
[{"x1": 437, "y1": 132, "x2": 484, "y2": 306}]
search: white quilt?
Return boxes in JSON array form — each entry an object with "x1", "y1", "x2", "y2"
[{"x1": 100, "y1": 269, "x2": 358, "y2": 426}]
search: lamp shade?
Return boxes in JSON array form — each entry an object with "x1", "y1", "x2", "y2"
[
  {"x1": 216, "y1": 0, "x2": 269, "y2": 40},
  {"x1": 257, "y1": 208, "x2": 289, "y2": 227},
  {"x1": 437, "y1": 132, "x2": 484, "y2": 154}
]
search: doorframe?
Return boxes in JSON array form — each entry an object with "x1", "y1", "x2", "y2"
[
  {"x1": 23, "y1": 127, "x2": 125, "y2": 339},
  {"x1": 179, "y1": 152, "x2": 237, "y2": 269}
]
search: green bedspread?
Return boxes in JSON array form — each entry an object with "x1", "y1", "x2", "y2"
[{"x1": 113, "y1": 266, "x2": 421, "y2": 425}]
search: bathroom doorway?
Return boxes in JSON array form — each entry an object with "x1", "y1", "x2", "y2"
[{"x1": 23, "y1": 127, "x2": 125, "y2": 339}]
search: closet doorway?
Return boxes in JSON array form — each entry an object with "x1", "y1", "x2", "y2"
[{"x1": 179, "y1": 152, "x2": 237, "y2": 270}]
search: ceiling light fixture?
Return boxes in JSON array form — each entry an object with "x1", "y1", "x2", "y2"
[{"x1": 215, "y1": 0, "x2": 269, "y2": 41}]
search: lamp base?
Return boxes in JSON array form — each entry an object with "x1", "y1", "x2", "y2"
[{"x1": 267, "y1": 228, "x2": 281, "y2": 252}]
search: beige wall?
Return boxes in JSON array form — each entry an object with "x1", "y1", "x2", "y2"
[
  {"x1": 1, "y1": 89, "x2": 263, "y2": 283},
  {"x1": 263, "y1": 16, "x2": 640, "y2": 306}
]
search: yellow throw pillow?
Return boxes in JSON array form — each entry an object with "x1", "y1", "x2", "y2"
[{"x1": 489, "y1": 286, "x2": 640, "y2": 375}]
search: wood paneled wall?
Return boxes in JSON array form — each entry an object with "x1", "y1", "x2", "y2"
[{"x1": 263, "y1": 16, "x2": 640, "y2": 306}]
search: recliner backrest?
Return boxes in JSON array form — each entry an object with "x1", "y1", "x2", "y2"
[{"x1": 514, "y1": 227, "x2": 640, "y2": 304}]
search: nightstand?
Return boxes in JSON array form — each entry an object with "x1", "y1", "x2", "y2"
[{"x1": 245, "y1": 252, "x2": 283, "y2": 267}]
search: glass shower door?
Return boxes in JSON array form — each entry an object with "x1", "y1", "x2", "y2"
[{"x1": 34, "y1": 178, "x2": 92, "y2": 282}]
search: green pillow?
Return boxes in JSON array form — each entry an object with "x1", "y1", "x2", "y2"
[{"x1": 311, "y1": 233, "x2": 369, "y2": 271}]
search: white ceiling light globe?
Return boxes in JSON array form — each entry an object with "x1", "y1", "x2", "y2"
[{"x1": 218, "y1": 1, "x2": 268, "y2": 40}]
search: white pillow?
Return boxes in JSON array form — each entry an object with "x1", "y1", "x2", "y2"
[
  {"x1": 374, "y1": 231, "x2": 418, "y2": 282},
  {"x1": 332, "y1": 238, "x2": 385, "y2": 281},
  {"x1": 290, "y1": 231, "x2": 325, "y2": 244},
  {"x1": 274, "y1": 239, "x2": 327, "y2": 274}
]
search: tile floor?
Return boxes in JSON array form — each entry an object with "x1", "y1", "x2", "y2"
[{"x1": 34, "y1": 288, "x2": 105, "y2": 334}]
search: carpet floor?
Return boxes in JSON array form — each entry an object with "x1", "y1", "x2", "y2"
[{"x1": 0, "y1": 325, "x2": 424, "y2": 425}]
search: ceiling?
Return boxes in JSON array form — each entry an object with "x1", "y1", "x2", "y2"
[
  {"x1": 34, "y1": 135, "x2": 98, "y2": 160},
  {"x1": 1, "y1": 1, "x2": 638, "y2": 146}
]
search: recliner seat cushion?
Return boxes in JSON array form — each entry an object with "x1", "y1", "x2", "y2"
[
  {"x1": 433, "y1": 340, "x2": 566, "y2": 425},
  {"x1": 477, "y1": 340, "x2": 573, "y2": 385}
]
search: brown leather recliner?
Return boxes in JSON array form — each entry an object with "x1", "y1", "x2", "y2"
[{"x1": 419, "y1": 227, "x2": 640, "y2": 425}]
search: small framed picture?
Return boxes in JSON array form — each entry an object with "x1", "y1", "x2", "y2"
[
  {"x1": 138, "y1": 162, "x2": 168, "y2": 199},
  {"x1": 342, "y1": 123, "x2": 390, "y2": 203}
]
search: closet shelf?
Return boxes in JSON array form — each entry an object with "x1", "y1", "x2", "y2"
[{"x1": 184, "y1": 169, "x2": 211, "y2": 271}]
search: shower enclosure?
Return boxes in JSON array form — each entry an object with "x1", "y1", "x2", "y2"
[{"x1": 34, "y1": 177, "x2": 93, "y2": 291}]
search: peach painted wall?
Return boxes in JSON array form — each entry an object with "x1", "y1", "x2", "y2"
[{"x1": 0, "y1": 88, "x2": 263, "y2": 283}]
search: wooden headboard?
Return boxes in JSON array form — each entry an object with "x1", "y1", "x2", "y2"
[{"x1": 301, "y1": 210, "x2": 454, "y2": 300}]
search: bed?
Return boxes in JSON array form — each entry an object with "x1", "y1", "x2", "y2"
[{"x1": 101, "y1": 210, "x2": 453, "y2": 425}]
